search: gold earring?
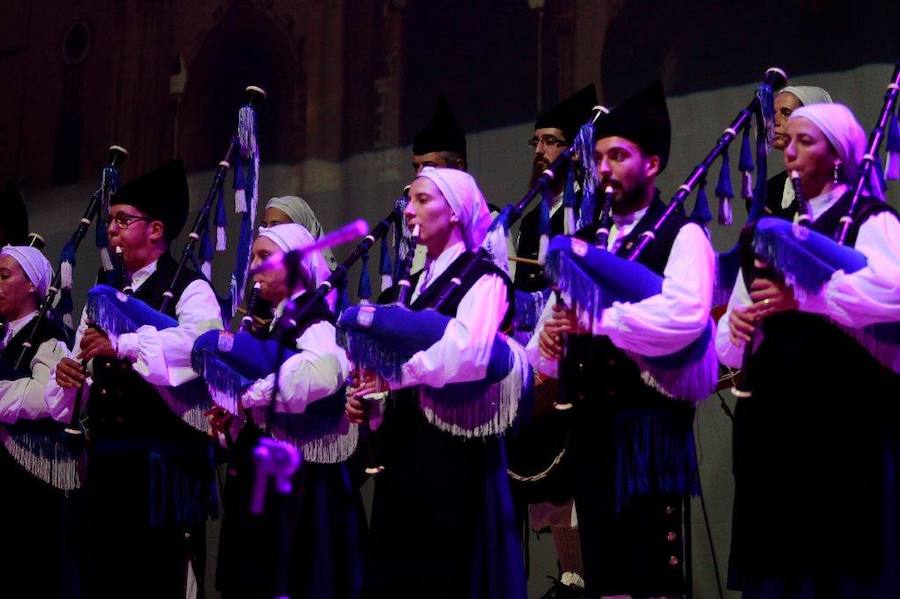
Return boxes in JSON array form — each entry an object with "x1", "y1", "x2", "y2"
[{"x1": 833, "y1": 161, "x2": 842, "y2": 184}]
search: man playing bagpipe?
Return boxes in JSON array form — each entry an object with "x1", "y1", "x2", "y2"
[
  {"x1": 717, "y1": 103, "x2": 900, "y2": 598},
  {"x1": 345, "y1": 167, "x2": 527, "y2": 598},
  {"x1": 0, "y1": 243, "x2": 84, "y2": 597},
  {"x1": 528, "y1": 82, "x2": 716, "y2": 599},
  {"x1": 200, "y1": 222, "x2": 365, "y2": 599},
  {"x1": 509, "y1": 85, "x2": 600, "y2": 599},
  {"x1": 48, "y1": 159, "x2": 223, "y2": 598},
  {"x1": 515, "y1": 85, "x2": 598, "y2": 292}
]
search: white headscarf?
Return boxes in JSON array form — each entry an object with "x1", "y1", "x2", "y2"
[
  {"x1": 257, "y1": 223, "x2": 331, "y2": 291},
  {"x1": 778, "y1": 86, "x2": 833, "y2": 107},
  {"x1": 264, "y1": 196, "x2": 337, "y2": 270},
  {"x1": 790, "y1": 103, "x2": 883, "y2": 200},
  {"x1": 415, "y1": 167, "x2": 493, "y2": 250},
  {"x1": 0, "y1": 246, "x2": 51, "y2": 297}
]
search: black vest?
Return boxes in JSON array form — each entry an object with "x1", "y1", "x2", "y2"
[
  {"x1": 1, "y1": 312, "x2": 71, "y2": 378},
  {"x1": 732, "y1": 192, "x2": 900, "y2": 575},
  {"x1": 563, "y1": 195, "x2": 693, "y2": 404},
  {"x1": 88, "y1": 253, "x2": 204, "y2": 437},
  {"x1": 514, "y1": 201, "x2": 567, "y2": 292}
]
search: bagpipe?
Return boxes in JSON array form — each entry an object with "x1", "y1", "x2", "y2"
[
  {"x1": 85, "y1": 86, "x2": 267, "y2": 432},
  {"x1": 0, "y1": 146, "x2": 128, "y2": 490},
  {"x1": 189, "y1": 211, "x2": 406, "y2": 464},
  {"x1": 540, "y1": 69, "x2": 792, "y2": 404},
  {"x1": 335, "y1": 110, "x2": 626, "y2": 440},
  {"x1": 737, "y1": 62, "x2": 900, "y2": 379}
]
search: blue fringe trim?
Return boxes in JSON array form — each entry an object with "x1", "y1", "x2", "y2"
[
  {"x1": 752, "y1": 217, "x2": 868, "y2": 294},
  {"x1": 420, "y1": 335, "x2": 532, "y2": 438},
  {"x1": 513, "y1": 288, "x2": 550, "y2": 332},
  {"x1": 86, "y1": 285, "x2": 178, "y2": 336},
  {"x1": 714, "y1": 246, "x2": 742, "y2": 307},
  {"x1": 614, "y1": 408, "x2": 699, "y2": 512},
  {"x1": 256, "y1": 392, "x2": 358, "y2": 463},
  {"x1": 635, "y1": 320, "x2": 719, "y2": 403}
]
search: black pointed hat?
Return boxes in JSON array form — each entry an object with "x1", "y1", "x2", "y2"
[
  {"x1": 534, "y1": 84, "x2": 598, "y2": 143},
  {"x1": 111, "y1": 158, "x2": 189, "y2": 241},
  {"x1": 0, "y1": 181, "x2": 29, "y2": 246},
  {"x1": 592, "y1": 81, "x2": 671, "y2": 171},
  {"x1": 413, "y1": 96, "x2": 467, "y2": 157}
]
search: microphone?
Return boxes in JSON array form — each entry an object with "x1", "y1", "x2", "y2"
[
  {"x1": 249, "y1": 437, "x2": 302, "y2": 515},
  {"x1": 250, "y1": 219, "x2": 369, "y2": 276}
]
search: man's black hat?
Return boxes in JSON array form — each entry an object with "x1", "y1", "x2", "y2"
[
  {"x1": 534, "y1": 84, "x2": 598, "y2": 143},
  {"x1": 592, "y1": 81, "x2": 671, "y2": 172},
  {"x1": 111, "y1": 159, "x2": 189, "y2": 240},
  {"x1": 413, "y1": 96, "x2": 467, "y2": 157}
]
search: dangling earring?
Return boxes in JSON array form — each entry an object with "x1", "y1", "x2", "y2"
[{"x1": 833, "y1": 160, "x2": 842, "y2": 184}]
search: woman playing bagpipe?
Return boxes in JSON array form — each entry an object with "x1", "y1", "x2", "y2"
[
  {"x1": 200, "y1": 222, "x2": 365, "y2": 599},
  {"x1": 47, "y1": 159, "x2": 224, "y2": 598},
  {"x1": 527, "y1": 82, "x2": 717, "y2": 599},
  {"x1": 344, "y1": 167, "x2": 528, "y2": 598},
  {"x1": 717, "y1": 102, "x2": 900, "y2": 597},
  {"x1": 0, "y1": 243, "x2": 84, "y2": 597}
]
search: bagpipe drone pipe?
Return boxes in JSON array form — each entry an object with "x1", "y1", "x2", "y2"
[
  {"x1": 545, "y1": 67, "x2": 793, "y2": 403},
  {"x1": 83, "y1": 86, "x2": 267, "y2": 433}
]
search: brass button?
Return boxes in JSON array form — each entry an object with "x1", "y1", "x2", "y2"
[
  {"x1": 665, "y1": 505, "x2": 674, "y2": 515},
  {"x1": 103, "y1": 361, "x2": 111, "y2": 368},
  {"x1": 99, "y1": 388, "x2": 107, "y2": 396},
  {"x1": 667, "y1": 531, "x2": 677, "y2": 542},
  {"x1": 669, "y1": 555, "x2": 679, "y2": 567}
]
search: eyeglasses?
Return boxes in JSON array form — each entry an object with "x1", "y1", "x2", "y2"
[
  {"x1": 104, "y1": 212, "x2": 153, "y2": 229},
  {"x1": 527, "y1": 135, "x2": 567, "y2": 149}
]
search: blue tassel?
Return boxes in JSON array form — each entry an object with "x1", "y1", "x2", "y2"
[
  {"x1": 538, "y1": 190, "x2": 551, "y2": 264},
  {"x1": 756, "y1": 82, "x2": 776, "y2": 149},
  {"x1": 378, "y1": 233, "x2": 392, "y2": 289},
  {"x1": 199, "y1": 225, "x2": 214, "y2": 263},
  {"x1": 215, "y1": 183, "x2": 227, "y2": 251},
  {"x1": 690, "y1": 179, "x2": 713, "y2": 225},
  {"x1": 715, "y1": 150, "x2": 735, "y2": 225},
  {"x1": 739, "y1": 127, "x2": 755, "y2": 200},
  {"x1": 751, "y1": 109, "x2": 770, "y2": 219},
  {"x1": 358, "y1": 251, "x2": 372, "y2": 300},
  {"x1": 336, "y1": 277, "x2": 350, "y2": 316},
  {"x1": 575, "y1": 122, "x2": 598, "y2": 231}
]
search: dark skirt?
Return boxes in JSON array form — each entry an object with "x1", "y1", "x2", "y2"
[
  {"x1": 87, "y1": 435, "x2": 214, "y2": 597},
  {"x1": 0, "y1": 446, "x2": 88, "y2": 598},
  {"x1": 730, "y1": 413, "x2": 900, "y2": 599},
  {"x1": 216, "y1": 427, "x2": 366, "y2": 599},
  {"x1": 365, "y1": 392, "x2": 526, "y2": 599},
  {"x1": 572, "y1": 398, "x2": 695, "y2": 598}
]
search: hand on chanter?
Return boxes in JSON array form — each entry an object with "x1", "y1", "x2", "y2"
[
  {"x1": 55, "y1": 357, "x2": 87, "y2": 389},
  {"x1": 79, "y1": 326, "x2": 117, "y2": 362},
  {"x1": 748, "y1": 275, "x2": 798, "y2": 318},
  {"x1": 538, "y1": 302, "x2": 580, "y2": 361}
]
